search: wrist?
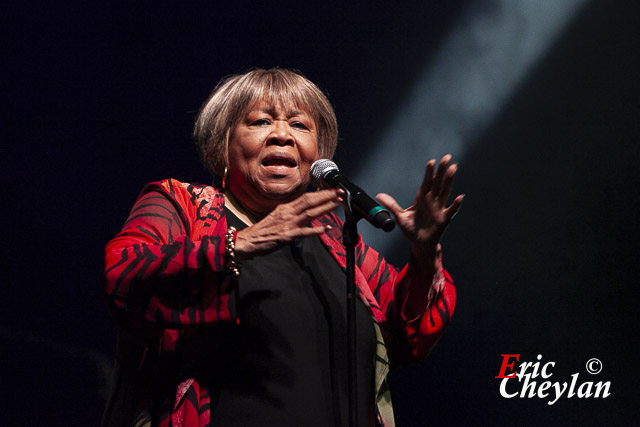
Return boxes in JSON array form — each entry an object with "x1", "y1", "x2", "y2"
[
  {"x1": 411, "y1": 241, "x2": 439, "y2": 270},
  {"x1": 233, "y1": 229, "x2": 254, "y2": 261}
]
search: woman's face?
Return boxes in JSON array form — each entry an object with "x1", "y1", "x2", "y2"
[{"x1": 227, "y1": 100, "x2": 319, "y2": 214}]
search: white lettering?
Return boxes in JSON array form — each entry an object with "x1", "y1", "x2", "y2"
[
  {"x1": 577, "y1": 381, "x2": 593, "y2": 398},
  {"x1": 548, "y1": 381, "x2": 568, "y2": 405},
  {"x1": 500, "y1": 378, "x2": 518, "y2": 398},
  {"x1": 537, "y1": 381, "x2": 551, "y2": 398},
  {"x1": 541, "y1": 361, "x2": 555, "y2": 378},
  {"x1": 498, "y1": 357, "x2": 612, "y2": 404},
  {"x1": 517, "y1": 361, "x2": 533, "y2": 380},
  {"x1": 520, "y1": 375, "x2": 537, "y2": 398},
  {"x1": 531, "y1": 354, "x2": 543, "y2": 378},
  {"x1": 593, "y1": 381, "x2": 611, "y2": 398},
  {"x1": 568, "y1": 373, "x2": 579, "y2": 397}
]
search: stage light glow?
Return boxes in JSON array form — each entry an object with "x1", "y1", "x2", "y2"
[{"x1": 354, "y1": 0, "x2": 589, "y2": 256}]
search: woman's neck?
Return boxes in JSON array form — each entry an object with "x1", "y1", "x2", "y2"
[{"x1": 223, "y1": 191, "x2": 264, "y2": 226}]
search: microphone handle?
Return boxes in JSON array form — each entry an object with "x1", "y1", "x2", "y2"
[{"x1": 324, "y1": 170, "x2": 395, "y2": 232}]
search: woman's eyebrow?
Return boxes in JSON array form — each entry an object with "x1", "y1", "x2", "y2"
[
  {"x1": 257, "y1": 106, "x2": 272, "y2": 114},
  {"x1": 256, "y1": 107, "x2": 306, "y2": 118}
]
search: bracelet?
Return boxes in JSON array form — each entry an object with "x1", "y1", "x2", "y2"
[{"x1": 225, "y1": 226, "x2": 241, "y2": 277}]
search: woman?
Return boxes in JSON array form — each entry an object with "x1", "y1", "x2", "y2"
[{"x1": 103, "y1": 68, "x2": 463, "y2": 427}]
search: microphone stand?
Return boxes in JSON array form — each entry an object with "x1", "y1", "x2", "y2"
[{"x1": 341, "y1": 188, "x2": 360, "y2": 427}]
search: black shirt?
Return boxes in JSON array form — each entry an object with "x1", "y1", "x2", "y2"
[{"x1": 208, "y1": 208, "x2": 375, "y2": 427}]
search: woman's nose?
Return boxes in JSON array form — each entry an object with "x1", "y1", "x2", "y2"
[{"x1": 267, "y1": 120, "x2": 294, "y2": 146}]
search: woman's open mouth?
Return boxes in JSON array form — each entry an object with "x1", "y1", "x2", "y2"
[{"x1": 261, "y1": 153, "x2": 297, "y2": 172}]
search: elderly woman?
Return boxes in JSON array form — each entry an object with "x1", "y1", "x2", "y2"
[{"x1": 102, "y1": 68, "x2": 463, "y2": 427}]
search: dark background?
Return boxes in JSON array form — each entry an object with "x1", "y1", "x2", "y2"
[{"x1": 2, "y1": 0, "x2": 639, "y2": 425}]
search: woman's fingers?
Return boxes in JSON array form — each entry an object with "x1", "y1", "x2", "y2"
[
  {"x1": 418, "y1": 159, "x2": 436, "y2": 198},
  {"x1": 288, "y1": 189, "x2": 342, "y2": 224},
  {"x1": 376, "y1": 193, "x2": 404, "y2": 217},
  {"x1": 438, "y1": 162, "x2": 458, "y2": 207},
  {"x1": 296, "y1": 224, "x2": 332, "y2": 237},
  {"x1": 235, "y1": 190, "x2": 342, "y2": 259},
  {"x1": 290, "y1": 189, "x2": 341, "y2": 211},
  {"x1": 417, "y1": 154, "x2": 458, "y2": 209},
  {"x1": 445, "y1": 194, "x2": 465, "y2": 222},
  {"x1": 301, "y1": 199, "x2": 341, "y2": 223},
  {"x1": 431, "y1": 154, "x2": 452, "y2": 196}
]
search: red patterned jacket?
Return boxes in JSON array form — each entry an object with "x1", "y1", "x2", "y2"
[{"x1": 103, "y1": 178, "x2": 456, "y2": 427}]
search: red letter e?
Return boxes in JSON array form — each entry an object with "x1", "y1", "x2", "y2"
[{"x1": 495, "y1": 354, "x2": 520, "y2": 378}]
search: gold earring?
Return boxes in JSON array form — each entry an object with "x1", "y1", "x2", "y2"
[{"x1": 221, "y1": 166, "x2": 228, "y2": 192}]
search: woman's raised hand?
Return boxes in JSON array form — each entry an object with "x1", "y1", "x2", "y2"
[
  {"x1": 234, "y1": 189, "x2": 342, "y2": 260},
  {"x1": 376, "y1": 154, "x2": 464, "y2": 255}
]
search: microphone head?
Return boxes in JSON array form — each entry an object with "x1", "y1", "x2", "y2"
[{"x1": 310, "y1": 159, "x2": 339, "y2": 188}]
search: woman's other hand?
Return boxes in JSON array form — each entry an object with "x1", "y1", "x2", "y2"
[
  {"x1": 376, "y1": 154, "x2": 464, "y2": 258},
  {"x1": 377, "y1": 154, "x2": 463, "y2": 317},
  {"x1": 234, "y1": 189, "x2": 342, "y2": 260}
]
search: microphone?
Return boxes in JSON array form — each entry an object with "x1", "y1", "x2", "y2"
[{"x1": 310, "y1": 159, "x2": 395, "y2": 232}]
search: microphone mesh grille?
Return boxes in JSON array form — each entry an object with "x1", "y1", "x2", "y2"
[{"x1": 310, "y1": 159, "x2": 339, "y2": 188}]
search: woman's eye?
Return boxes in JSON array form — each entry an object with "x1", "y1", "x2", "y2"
[
  {"x1": 291, "y1": 121, "x2": 309, "y2": 130},
  {"x1": 251, "y1": 119, "x2": 271, "y2": 126}
]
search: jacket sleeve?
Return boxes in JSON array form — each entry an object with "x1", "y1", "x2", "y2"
[
  {"x1": 104, "y1": 182, "x2": 234, "y2": 333},
  {"x1": 355, "y1": 236, "x2": 456, "y2": 365}
]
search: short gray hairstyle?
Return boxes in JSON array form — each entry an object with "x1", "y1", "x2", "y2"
[{"x1": 194, "y1": 68, "x2": 338, "y2": 177}]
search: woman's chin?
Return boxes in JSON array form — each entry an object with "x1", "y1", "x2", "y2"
[
  {"x1": 260, "y1": 184, "x2": 304, "y2": 201},
  {"x1": 254, "y1": 178, "x2": 306, "y2": 201}
]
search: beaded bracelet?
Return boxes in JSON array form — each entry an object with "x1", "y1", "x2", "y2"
[{"x1": 225, "y1": 226, "x2": 241, "y2": 277}]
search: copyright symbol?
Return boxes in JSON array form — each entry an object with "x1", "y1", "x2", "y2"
[{"x1": 586, "y1": 358, "x2": 602, "y2": 374}]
